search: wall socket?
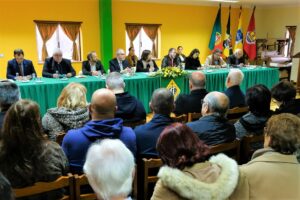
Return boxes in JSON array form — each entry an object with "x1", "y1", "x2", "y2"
[{"x1": 0, "y1": 54, "x2": 4, "y2": 58}]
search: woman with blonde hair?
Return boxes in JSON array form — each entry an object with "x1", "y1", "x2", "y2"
[{"x1": 42, "y1": 82, "x2": 90, "y2": 140}]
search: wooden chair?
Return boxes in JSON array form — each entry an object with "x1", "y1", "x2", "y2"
[
  {"x1": 240, "y1": 134, "x2": 264, "y2": 164},
  {"x1": 187, "y1": 112, "x2": 202, "y2": 122},
  {"x1": 56, "y1": 132, "x2": 66, "y2": 145},
  {"x1": 209, "y1": 139, "x2": 241, "y2": 162},
  {"x1": 13, "y1": 174, "x2": 74, "y2": 200},
  {"x1": 74, "y1": 174, "x2": 97, "y2": 200},
  {"x1": 171, "y1": 114, "x2": 187, "y2": 123},
  {"x1": 123, "y1": 119, "x2": 146, "y2": 128},
  {"x1": 227, "y1": 106, "x2": 249, "y2": 124}
]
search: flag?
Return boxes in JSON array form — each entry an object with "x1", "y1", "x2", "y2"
[
  {"x1": 208, "y1": 4, "x2": 223, "y2": 51},
  {"x1": 234, "y1": 6, "x2": 243, "y2": 52},
  {"x1": 244, "y1": 6, "x2": 256, "y2": 60},
  {"x1": 223, "y1": 6, "x2": 232, "y2": 57}
]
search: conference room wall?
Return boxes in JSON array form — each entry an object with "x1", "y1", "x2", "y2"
[
  {"x1": 111, "y1": 0, "x2": 251, "y2": 66},
  {"x1": 256, "y1": 6, "x2": 300, "y2": 82},
  {"x1": 0, "y1": 0, "x2": 100, "y2": 79}
]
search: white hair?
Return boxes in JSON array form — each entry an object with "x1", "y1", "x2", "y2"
[
  {"x1": 116, "y1": 48, "x2": 125, "y2": 55},
  {"x1": 83, "y1": 139, "x2": 135, "y2": 200},
  {"x1": 227, "y1": 69, "x2": 244, "y2": 86},
  {"x1": 106, "y1": 72, "x2": 125, "y2": 90},
  {"x1": 52, "y1": 48, "x2": 63, "y2": 56}
]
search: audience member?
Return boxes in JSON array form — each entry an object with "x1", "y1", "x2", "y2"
[
  {"x1": 185, "y1": 48, "x2": 202, "y2": 70},
  {"x1": 151, "y1": 123, "x2": 239, "y2": 200},
  {"x1": 230, "y1": 113, "x2": 300, "y2": 200},
  {"x1": 6, "y1": 49, "x2": 36, "y2": 80},
  {"x1": 224, "y1": 68, "x2": 246, "y2": 108},
  {"x1": 204, "y1": 48, "x2": 226, "y2": 67},
  {"x1": 42, "y1": 83, "x2": 89, "y2": 141},
  {"x1": 84, "y1": 139, "x2": 135, "y2": 200},
  {"x1": 106, "y1": 72, "x2": 146, "y2": 123},
  {"x1": 0, "y1": 100, "x2": 68, "y2": 198},
  {"x1": 176, "y1": 46, "x2": 186, "y2": 64},
  {"x1": 109, "y1": 49, "x2": 131, "y2": 73},
  {"x1": 235, "y1": 84, "x2": 272, "y2": 139},
  {"x1": 271, "y1": 80, "x2": 300, "y2": 115},
  {"x1": 0, "y1": 81, "x2": 20, "y2": 131},
  {"x1": 125, "y1": 47, "x2": 138, "y2": 67},
  {"x1": 62, "y1": 88, "x2": 136, "y2": 173},
  {"x1": 82, "y1": 51, "x2": 105, "y2": 76},
  {"x1": 174, "y1": 71, "x2": 208, "y2": 115},
  {"x1": 136, "y1": 50, "x2": 158, "y2": 72},
  {"x1": 227, "y1": 49, "x2": 245, "y2": 66},
  {"x1": 187, "y1": 92, "x2": 235, "y2": 146},
  {"x1": 161, "y1": 48, "x2": 180, "y2": 68},
  {"x1": 135, "y1": 88, "x2": 174, "y2": 157},
  {"x1": 42, "y1": 48, "x2": 76, "y2": 78},
  {"x1": 0, "y1": 172, "x2": 14, "y2": 200}
]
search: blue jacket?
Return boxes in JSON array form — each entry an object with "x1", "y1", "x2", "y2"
[
  {"x1": 187, "y1": 115, "x2": 236, "y2": 146},
  {"x1": 62, "y1": 118, "x2": 136, "y2": 173},
  {"x1": 109, "y1": 58, "x2": 130, "y2": 72},
  {"x1": 224, "y1": 85, "x2": 246, "y2": 108},
  {"x1": 6, "y1": 59, "x2": 36, "y2": 80},
  {"x1": 134, "y1": 114, "x2": 173, "y2": 157}
]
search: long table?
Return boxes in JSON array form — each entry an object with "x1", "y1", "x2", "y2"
[{"x1": 17, "y1": 67, "x2": 279, "y2": 115}]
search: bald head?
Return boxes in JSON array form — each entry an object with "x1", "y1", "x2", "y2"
[
  {"x1": 202, "y1": 91, "x2": 229, "y2": 118},
  {"x1": 150, "y1": 88, "x2": 174, "y2": 115},
  {"x1": 226, "y1": 69, "x2": 244, "y2": 88},
  {"x1": 189, "y1": 71, "x2": 206, "y2": 90},
  {"x1": 90, "y1": 89, "x2": 116, "y2": 120},
  {"x1": 234, "y1": 49, "x2": 243, "y2": 59}
]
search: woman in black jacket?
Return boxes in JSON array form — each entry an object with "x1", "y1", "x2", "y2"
[
  {"x1": 136, "y1": 50, "x2": 158, "y2": 72},
  {"x1": 185, "y1": 49, "x2": 202, "y2": 70}
]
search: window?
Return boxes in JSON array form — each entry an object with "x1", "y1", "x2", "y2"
[
  {"x1": 34, "y1": 21, "x2": 82, "y2": 62},
  {"x1": 283, "y1": 26, "x2": 297, "y2": 57},
  {"x1": 125, "y1": 24, "x2": 161, "y2": 58}
]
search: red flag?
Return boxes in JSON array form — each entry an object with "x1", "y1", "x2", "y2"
[{"x1": 244, "y1": 7, "x2": 256, "y2": 60}]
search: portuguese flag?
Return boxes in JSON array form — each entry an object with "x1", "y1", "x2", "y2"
[
  {"x1": 208, "y1": 4, "x2": 223, "y2": 51},
  {"x1": 223, "y1": 6, "x2": 232, "y2": 57}
]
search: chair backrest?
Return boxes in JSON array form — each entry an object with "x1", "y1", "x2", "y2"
[
  {"x1": 241, "y1": 134, "x2": 264, "y2": 164},
  {"x1": 56, "y1": 132, "x2": 66, "y2": 145},
  {"x1": 13, "y1": 174, "x2": 74, "y2": 200},
  {"x1": 171, "y1": 114, "x2": 187, "y2": 123},
  {"x1": 227, "y1": 106, "x2": 249, "y2": 124},
  {"x1": 209, "y1": 139, "x2": 241, "y2": 162},
  {"x1": 187, "y1": 112, "x2": 202, "y2": 122},
  {"x1": 123, "y1": 119, "x2": 146, "y2": 128},
  {"x1": 74, "y1": 174, "x2": 97, "y2": 200}
]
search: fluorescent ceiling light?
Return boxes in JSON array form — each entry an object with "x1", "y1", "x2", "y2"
[{"x1": 210, "y1": 0, "x2": 239, "y2": 3}]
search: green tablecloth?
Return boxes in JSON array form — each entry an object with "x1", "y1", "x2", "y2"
[{"x1": 18, "y1": 67, "x2": 279, "y2": 115}]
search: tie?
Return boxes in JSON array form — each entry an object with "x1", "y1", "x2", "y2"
[
  {"x1": 18, "y1": 63, "x2": 24, "y2": 76},
  {"x1": 119, "y1": 61, "x2": 123, "y2": 71}
]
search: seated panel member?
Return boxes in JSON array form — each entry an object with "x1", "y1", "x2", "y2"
[
  {"x1": 6, "y1": 49, "x2": 36, "y2": 80},
  {"x1": 185, "y1": 48, "x2": 202, "y2": 70},
  {"x1": 204, "y1": 48, "x2": 226, "y2": 68},
  {"x1": 161, "y1": 48, "x2": 180, "y2": 68},
  {"x1": 227, "y1": 49, "x2": 245, "y2": 66},
  {"x1": 136, "y1": 50, "x2": 158, "y2": 72},
  {"x1": 176, "y1": 46, "x2": 186, "y2": 64},
  {"x1": 109, "y1": 49, "x2": 131, "y2": 73},
  {"x1": 125, "y1": 47, "x2": 138, "y2": 67},
  {"x1": 82, "y1": 51, "x2": 105, "y2": 76},
  {"x1": 42, "y1": 48, "x2": 76, "y2": 78}
]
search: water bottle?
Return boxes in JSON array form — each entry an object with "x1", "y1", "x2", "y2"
[
  {"x1": 98, "y1": 70, "x2": 102, "y2": 78},
  {"x1": 55, "y1": 70, "x2": 59, "y2": 79},
  {"x1": 32, "y1": 73, "x2": 36, "y2": 81}
]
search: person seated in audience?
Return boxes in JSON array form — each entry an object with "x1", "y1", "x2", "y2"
[
  {"x1": 271, "y1": 80, "x2": 300, "y2": 115},
  {"x1": 6, "y1": 49, "x2": 36, "y2": 80},
  {"x1": 84, "y1": 139, "x2": 135, "y2": 200},
  {"x1": 235, "y1": 84, "x2": 272, "y2": 139},
  {"x1": 185, "y1": 48, "x2": 202, "y2": 70},
  {"x1": 176, "y1": 46, "x2": 186, "y2": 64},
  {"x1": 109, "y1": 48, "x2": 131, "y2": 73},
  {"x1": 161, "y1": 48, "x2": 180, "y2": 68},
  {"x1": 227, "y1": 49, "x2": 245, "y2": 66},
  {"x1": 82, "y1": 51, "x2": 105, "y2": 76},
  {"x1": 187, "y1": 91, "x2": 235, "y2": 146},
  {"x1": 134, "y1": 88, "x2": 174, "y2": 157},
  {"x1": 224, "y1": 68, "x2": 246, "y2": 108},
  {"x1": 42, "y1": 83, "x2": 89, "y2": 141},
  {"x1": 174, "y1": 71, "x2": 208, "y2": 115},
  {"x1": 106, "y1": 72, "x2": 146, "y2": 123},
  {"x1": 230, "y1": 113, "x2": 300, "y2": 200},
  {"x1": 0, "y1": 80, "x2": 20, "y2": 131},
  {"x1": 0, "y1": 172, "x2": 14, "y2": 200},
  {"x1": 0, "y1": 100, "x2": 68, "y2": 198},
  {"x1": 151, "y1": 123, "x2": 239, "y2": 200},
  {"x1": 62, "y1": 88, "x2": 136, "y2": 173},
  {"x1": 136, "y1": 50, "x2": 158, "y2": 72},
  {"x1": 204, "y1": 48, "x2": 226, "y2": 68},
  {"x1": 125, "y1": 47, "x2": 138, "y2": 67},
  {"x1": 42, "y1": 48, "x2": 76, "y2": 78}
]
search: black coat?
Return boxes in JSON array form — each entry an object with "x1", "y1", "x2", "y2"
[
  {"x1": 227, "y1": 54, "x2": 245, "y2": 65},
  {"x1": 6, "y1": 59, "x2": 36, "y2": 79},
  {"x1": 82, "y1": 60, "x2": 105, "y2": 75},
  {"x1": 174, "y1": 89, "x2": 208, "y2": 115},
  {"x1": 185, "y1": 57, "x2": 201, "y2": 70},
  {"x1": 42, "y1": 57, "x2": 76, "y2": 78},
  {"x1": 109, "y1": 58, "x2": 130, "y2": 72},
  {"x1": 224, "y1": 85, "x2": 246, "y2": 108},
  {"x1": 136, "y1": 60, "x2": 158, "y2": 72},
  {"x1": 274, "y1": 99, "x2": 300, "y2": 115},
  {"x1": 161, "y1": 56, "x2": 180, "y2": 68}
]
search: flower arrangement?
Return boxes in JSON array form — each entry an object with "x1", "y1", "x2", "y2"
[{"x1": 160, "y1": 67, "x2": 187, "y2": 78}]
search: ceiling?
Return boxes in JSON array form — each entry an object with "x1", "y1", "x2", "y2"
[{"x1": 121, "y1": 0, "x2": 300, "y2": 7}]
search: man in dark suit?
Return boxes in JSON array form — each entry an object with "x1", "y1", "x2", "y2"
[
  {"x1": 227, "y1": 49, "x2": 245, "y2": 66},
  {"x1": 174, "y1": 71, "x2": 208, "y2": 115},
  {"x1": 224, "y1": 69, "x2": 246, "y2": 108},
  {"x1": 82, "y1": 51, "x2": 105, "y2": 75},
  {"x1": 109, "y1": 49, "x2": 130, "y2": 73},
  {"x1": 161, "y1": 48, "x2": 181, "y2": 68},
  {"x1": 42, "y1": 48, "x2": 76, "y2": 78},
  {"x1": 134, "y1": 88, "x2": 174, "y2": 157},
  {"x1": 6, "y1": 49, "x2": 36, "y2": 80},
  {"x1": 187, "y1": 92, "x2": 236, "y2": 146}
]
